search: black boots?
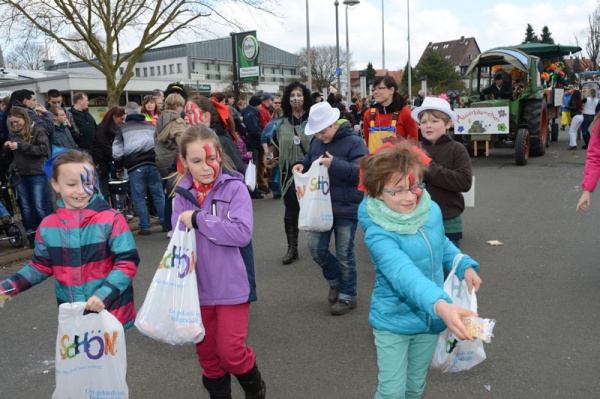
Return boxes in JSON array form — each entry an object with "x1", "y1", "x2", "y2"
[
  {"x1": 282, "y1": 218, "x2": 299, "y2": 264},
  {"x1": 202, "y1": 373, "x2": 232, "y2": 399},
  {"x1": 235, "y1": 364, "x2": 266, "y2": 399}
]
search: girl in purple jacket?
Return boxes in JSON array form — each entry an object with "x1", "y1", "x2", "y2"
[{"x1": 172, "y1": 124, "x2": 265, "y2": 399}]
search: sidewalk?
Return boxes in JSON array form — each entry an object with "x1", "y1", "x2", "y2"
[{"x1": 0, "y1": 216, "x2": 162, "y2": 268}]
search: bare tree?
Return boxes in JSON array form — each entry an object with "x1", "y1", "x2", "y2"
[
  {"x1": 4, "y1": 40, "x2": 47, "y2": 70},
  {"x1": 585, "y1": 6, "x2": 600, "y2": 71},
  {"x1": 59, "y1": 32, "x2": 106, "y2": 62},
  {"x1": 0, "y1": 0, "x2": 280, "y2": 106},
  {"x1": 297, "y1": 45, "x2": 348, "y2": 93}
]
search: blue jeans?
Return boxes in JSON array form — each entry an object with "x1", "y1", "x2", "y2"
[
  {"x1": 0, "y1": 200, "x2": 10, "y2": 218},
  {"x1": 307, "y1": 217, "x2": 358, "y2": 300},
  {"x1": 128, "y1": 165, "x2": 165, "y2": 230},
  {"x1": 17, "y1": 174, "x2": 51, "y2": 233}
]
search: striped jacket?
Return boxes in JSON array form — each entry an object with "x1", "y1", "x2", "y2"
[{"x1": 0, "y1": 194, "x2": 139, "y2": 328}]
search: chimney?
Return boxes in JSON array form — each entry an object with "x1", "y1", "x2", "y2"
[
  {"x1": 460, "y1": 36, "x2": 465, "y2": 43},
  {"x1": 43, "y1": 59, "x2": 55, "y2": 70},
  {"x1": 427, "y1": 42, "x2": 433, "y2": 48}
]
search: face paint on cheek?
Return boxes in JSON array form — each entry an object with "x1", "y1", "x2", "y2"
[
  {"x1": 408, "y1": 172, "x2": 422, "y2": 203},
  {"x1": 80, "y1": 165, "x2": 96, "y2": 196},
  {"x1": 290, "y1": 98, "x2": 303, "y2": 107},
  {"x1": 203, "y1": 144, "x2": 221, "y2": 177}
]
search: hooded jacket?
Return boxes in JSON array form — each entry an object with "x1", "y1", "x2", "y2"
[
  {"x1": 358, "y1": 199, "x2": 479, "y2": 335},
  {"x1": 240, "y1": 105, "x2": 262, "y2": 150},
  {"x1": 172, "y1": 170, "x2": 257, "y2": 305},
  {"x1": 420, "y1": 134, "x2": 472, "y2": 220},
  {"x1": 112, "y1": 114, "x2": 156, "y2": 172},
  {"x1": 0, "y1": 194, "x2": 139, "y2": 328},
  {"x1": 3, "y1": 122, "x2": 49, "y2": 176},
  {"x1": 297, "y1": 121, "x2": 368, "y2": 220}
]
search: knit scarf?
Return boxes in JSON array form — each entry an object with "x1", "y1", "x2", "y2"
[{"x1": 366, "y1": 189, "x2": 432, "y2": 235}]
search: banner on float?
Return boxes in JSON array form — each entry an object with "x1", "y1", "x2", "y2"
[{"x1": 454, "y1": 107, "x2": 510, "y2": 135}]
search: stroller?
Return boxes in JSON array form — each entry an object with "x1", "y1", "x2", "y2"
[
  {"x1": 0, "y1": 170, "x2": 26, "y2": 248},
  {"x1": 108, "y1": 175, "x2": 134, "y2": 222}
]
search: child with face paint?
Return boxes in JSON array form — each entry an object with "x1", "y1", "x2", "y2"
[
  {"x1": 0, "y1": 149, "x2": 139, "y2": 328},
  {"x1": 358, "y1": 142, "x2": 482, "y2": 399},
  {"x1": 171, "y1": 124, "x2": 266, "y2": 399}
]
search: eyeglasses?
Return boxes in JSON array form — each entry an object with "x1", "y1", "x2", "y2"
[
  {"x1": 373, "y1": 86, "x2": 388, "y2": 92},
  {"x1": 382, "y1": 182, "x2": 424, "y2": 197}
]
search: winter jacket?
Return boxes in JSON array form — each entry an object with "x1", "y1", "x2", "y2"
[
  {"x1": 421, "y1": 134, "x2": 472, "y2": 220},
  {"x1": 297, "y1": 122, "x2": 368, "y2": 220},
  {"x1": 210, "y1": 124, "x2": 244, "y2": 174},
  {"x1": 154, "y1": 110, "x2": 183, "y2": 177},
  {"x1": 51, "y1": 123, "x2": 78, "y2": 150},
  {"x1": 566, "y1": 98, "x2": 582, "y2": 116},
  {"x1": 241, "y1": 105, "x2": 262, "y2": 150},
  {"x1": 112, "y1": 114, "x2": 156, "y2": 172},
  {"x1": 3, "y1": 123, "x2": 49, "y2": 176},
  {"x1": 358, "y1": 199, "x2": 480, "y2": 335},
  {"x1": 363, "y1": 99, "x2": 418, "y2": 151},
  {"x1": 582, "y1": 124, "x2": 600, "y2": 192},
  {"x1": 0, "y1": 194, "x2": 139, "y2": 328},
  {"x1": 172, "y1": 171, "x2": 257, "y2": 305},
  {"x1": 92, "y1": 123, "x2": 120, "y2": 166},
  {"x1": 70, "y1": 107, "x2": 97, "y2": 150},
  {"x1": 259, "y1": 103, "x2": 272, "y2": 130}
]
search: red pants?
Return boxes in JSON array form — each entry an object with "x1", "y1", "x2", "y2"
[{"x1": 196, "y1": 303, "x2": 256, "y2": 378}]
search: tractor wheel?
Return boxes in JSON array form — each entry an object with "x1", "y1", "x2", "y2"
[
  {"x1": 525, "y1": 98, "x2": 547, "y2": 156},
  {"x1": 550, "y1": 122, "x2": 559, "y2": 142},
  {"x1": 515, "y1": 128, "x2": 529, "y2": 166}
]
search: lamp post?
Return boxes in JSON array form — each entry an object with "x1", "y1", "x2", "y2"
[
  {"x1": 382, "y1": 0, "x2": 385, "y2": 75},
  {"x1": 344, "y1": 0, "x2": 360, "y2": 105},
  {"x1": 306, "y1": 0, "x2": 312, "y2": 91},
  {"x1": 335, "y1": 1, "x2": 341, "y2": 93},
  {"x1": 407, "y1": 0, "x2": 412, "y2": 101}
]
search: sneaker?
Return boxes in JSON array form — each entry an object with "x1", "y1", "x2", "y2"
[
  {"x1": 561, "y1": 125, "x2": 565, "y2": 131},
  {"x1": 139, "y1": 229, "x2": 151, "y2": 236},
  {"x1": 328, "y1": 286, "x2": 339, "y2": 304},
  {"x1": 1, "y1": 216, "x2": 12, "y2": 225},
  {"x1": 330, "y1": 299, "x2": 356, "y2": 316},
  {"x1": 124, "y1": 213, "x2": 134, "y2": 222},
  {"x1": 250, "y1": 190, "x2": 264, "y2": 199},
  {"x1": 257, "y1": 186, "x2": 270, "y2": 194},
  {"x1": 27, "y1": 232, "x2": 35, "y2": 248}
]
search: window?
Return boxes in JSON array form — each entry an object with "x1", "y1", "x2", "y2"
[
  {"x1": 169, "y1": 64, "x2": 174, "y2": 74},
  {"x1": 163, "y1": 65, "x2": 167, "y2": 75},
  {"x1": 150, "y1": 66, "x2": 155, "y2": 76},
  {"x1": 157, "y1": 66, "x2": 161, "y2": 76},
  {"x1": 445, "y1": 55, "x2": 451, "y2": 59},
  {"x1": 177, "y1": 63, "x2": 182, "y2": 73},
  {"x1": 443, "y1": 44, "x2": 449, "y2": 49},
  {"x1": 119, "y1": 67, "x2": 124, "y2": 76},
  {"x1": 433, "y1": 45, "x2": 438, "y2": 50},
  {"x1": 135, "y1": 68, "x2": 140, "y2": 77},
  {"x1": 143, "y1": 67, "x2": 147, "y2": 77}
]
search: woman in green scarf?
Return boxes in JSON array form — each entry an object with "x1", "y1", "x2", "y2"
[
  {"x1": 270, "y1": 82, "x2": 312, "y2": 264},
  {"x1": 357, "y1": 142, "x2": 482, "y2": 399}
]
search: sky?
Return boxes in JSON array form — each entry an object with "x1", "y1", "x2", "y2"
[{"x1": 229, "y1": 0, "x2": 596, "y2": 71}]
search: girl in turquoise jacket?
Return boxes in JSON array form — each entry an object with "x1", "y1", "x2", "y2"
[{"x1": 358, "y1": 142, "x2": 482, "y2": 399}]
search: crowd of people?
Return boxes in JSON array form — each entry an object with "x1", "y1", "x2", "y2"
[{"x1": 0, "y1": 76, "x2": 487, "y2": 399}]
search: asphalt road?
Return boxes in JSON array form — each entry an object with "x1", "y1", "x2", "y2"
[{"x1": 1, "y1": 132, "x2": 600, "y2": 398}]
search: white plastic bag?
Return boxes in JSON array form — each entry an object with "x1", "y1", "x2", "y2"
[
  {"x1": 293, "y1": 159, "x2": 333, "y2": 232},
  {"x1": 245, "y1": 160, "x2": 256, "y2": 192},
  {"x1": 135, "y1": 217, "x2": 204, "y2": 345},
  {"x1": 53, "y1": 302, "x2": 128, "y2": 399},
  {"x1": 430, "y1": 255, "x2": 486, "y2": 373}
]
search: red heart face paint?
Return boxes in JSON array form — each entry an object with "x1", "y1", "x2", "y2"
[
  {"x1": 203, "y1": 143, "x2": 221, "y2": 177},
  {"x1": 185, "y1": 102, "x2": 204, "y2": 126},
  {"x1": 408, "y1": 172, "x2": 423, "y2": 203}
]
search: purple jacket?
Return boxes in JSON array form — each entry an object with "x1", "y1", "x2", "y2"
[{"x1": 172, "y1": 170, "x2": 257, "y2": 305}]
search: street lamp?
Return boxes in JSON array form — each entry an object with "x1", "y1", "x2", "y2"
[
  {"x1": 344, "y1": 0, "x2": 360, "y2": 105},
  {"x1": 407, "y1": 0, "x2": 411, "y2": 101},
  {"x1": 306, "y1": 0, "x2": 312, "y2": 91},
  {"x1": 382, "y1": 0, "x2": 385, "y2": 74},
  {"x1": 335, "y1": 1, "x2": 341, "y2": 93}
]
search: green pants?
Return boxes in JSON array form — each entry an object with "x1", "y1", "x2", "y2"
[{"x1": 373, "y1": 328, "x2": 439, "y2": 399}]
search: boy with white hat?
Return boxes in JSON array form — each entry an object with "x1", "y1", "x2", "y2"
[
  {"x1": 292, "y1": 102, "x2": 368, "y2": 315},
  {"x1": 411, "y1": 97, "x2": 473, "y2": 249}
]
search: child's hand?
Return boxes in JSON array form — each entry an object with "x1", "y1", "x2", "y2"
[
  {"x1": 179, "y1": 210, "x2": 196, "y2": 229},
  {"x1": 292, "y1": 164, "x2": 304, "y2": 174},
  {"x1": 463, "y1": 267, "x2": 482, "y2": 293},
  {"x1": 577, "y1": 191, "x2": 591, "y2": 212},
  {"x1": 319, "y1": 151, "x2": 334, "y2": 168},
  {"x1": 86, "y1": 296, "x2": 105, "y2": 313},
  {"x1": 435, "y1": 301, "x2": 477, "y2": 341}
]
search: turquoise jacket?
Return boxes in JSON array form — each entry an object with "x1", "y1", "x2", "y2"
[{"x1": 358, "y1": 198, "x2": 479, "y2": 335}]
